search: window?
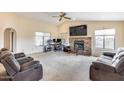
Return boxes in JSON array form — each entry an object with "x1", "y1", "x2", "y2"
[
  {"x1": 95, "y1": 28, "x2": 115, "y2": 49},
  {"x1": 35, "y1": 32, "x2": 51, "y2": 46},
  {"x1": 43, "y1": 33, "x2": 51, "y2": 45}
]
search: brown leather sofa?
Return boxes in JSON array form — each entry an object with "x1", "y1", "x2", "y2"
[
  {"x1": 90, "y1": 48, "x2": 124, "y2": 81},
  {"x1": 0, "y1": 48, "x2": 43, "y2": 81}
]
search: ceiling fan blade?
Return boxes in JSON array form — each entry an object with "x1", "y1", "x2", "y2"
[
  {"x1": 64, "y1": 16, "x2": 71, "y2": 20},
  {"x1": 52, "y1": 12, "x2": 71, "y2": 22},
  {"x1": 63, "y1": 12, "x2": 66, "y2": 16},
  {"x1": 59, "y1": 17, "x2": 62, "y2": 21}
]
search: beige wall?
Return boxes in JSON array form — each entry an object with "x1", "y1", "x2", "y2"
[
  {"x1": 57, "y1": 21, "x2": 124, "y2": 56},
  {"x1": 0, "y1": 13, "x2": 58, "y2": 54}
]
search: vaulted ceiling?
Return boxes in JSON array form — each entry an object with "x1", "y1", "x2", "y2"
[{"x1": 16, "y1": 12, "x2": 124, "y2": 25}]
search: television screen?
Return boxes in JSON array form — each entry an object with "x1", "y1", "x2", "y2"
[{"x1": 69, "y1": 25, "x2": 87, "y2": 36}]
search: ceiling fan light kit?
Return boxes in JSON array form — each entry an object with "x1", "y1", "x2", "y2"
[{"x1": 52, "y1": 12, "x2": 71, "y2": 21}]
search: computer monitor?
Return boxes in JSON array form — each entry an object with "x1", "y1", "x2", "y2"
[
  {"x1": 53, "y1": 39, "x2": 56, "y2": 42},
  {"x1": 57, "y1": 39, "x2": 61, "y2": 42}
]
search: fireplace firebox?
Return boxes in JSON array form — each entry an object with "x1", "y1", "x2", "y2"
[{"x1": 74, "y1": 40, "x2": 84, "y2": 51}]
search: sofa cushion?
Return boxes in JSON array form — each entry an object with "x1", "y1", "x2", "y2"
[
  {"x1": 92, "y1": 61, "x2": 115, "y2": 73},
  {"x1": 112, "y1": 50, "x2": 124, "y2": 63},
  {"x1": 112, "y1": 58, "x2": 120, "y2": 67},
  {"x1": 114, "y1": 56, "x2": 124, "y2": 72},
  {"x1": 1, "y1": 60, "x2": 17, "y2": 76},
  {"x1": 116, "y1": 47, "x2": 124, "y2": 55},
  {"x1": 0, "y1": 51, "x2": 20, "y2": 72},
  {"x1": 20, "y1": 61, "x2": 39, "y2": 71},
  {"x1": 118, "y1": 51, "x2": 124, "y2": 59},
  {"x1": 100, "y1": 55, "x2": 113, "y2": 60},
  {"x1": 97, "y1": 57, "x2": 113, "y2": 65},
  {"x1": 14, "y1": 52, "x2": 26, "y2": 59},
  {"x1": 112, "y1": 54, "x2": 118, "y2": 63},
  {"x1": 17, "y1": 57, "x2": 34, "y2": 65}
]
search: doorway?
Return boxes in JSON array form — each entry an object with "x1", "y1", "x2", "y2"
[{"x1": 4, "y1": 28, "x2": 16, "y2": 52}]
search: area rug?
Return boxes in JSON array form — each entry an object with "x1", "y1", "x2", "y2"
[{"x1": 30, "y1": 51, "x2": 96, "y2": 81}]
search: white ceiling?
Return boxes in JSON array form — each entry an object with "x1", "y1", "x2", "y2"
[{"x1": 16, "y1": 12, "x2": 124, "y2": 25}]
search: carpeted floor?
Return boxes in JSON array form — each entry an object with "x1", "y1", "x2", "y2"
[{"x1": 30, "y1": 51, "x2": 96, "y2": 81}]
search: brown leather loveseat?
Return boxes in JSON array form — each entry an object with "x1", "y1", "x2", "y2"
[
  {"x1": 0, "y1": 48, "x2": 43, "y2": 81},
  {"x1": 90, "y1": 48, "x2": 124, "y2": 81}
]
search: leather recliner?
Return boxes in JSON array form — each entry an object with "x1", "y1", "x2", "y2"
[
  {"x1": 0, "y1": 48, "x2": 43, "y2": 81},
  {"x1": 90, "y1": 48, "x2": 124, "y2": 81}
]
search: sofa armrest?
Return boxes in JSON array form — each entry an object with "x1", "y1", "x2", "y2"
[
  {"x1": 92, "y1": 61, "x2": 115, "y2": 73},
  {"x1": 20, "y1": 61, "x2": 40, "y2": 71},
  {"x1": 12, "y1": 64, "x2": 43, "y2": 81},
  {"x1": 102, "y1": 52, "x2": 116, "y2": 58},
  {"x1": 17, "y1": 57, "x2": 34, "y2": 65},
  {"x1": 14, "y1": 52, "x2": 26, "y2": 59}
]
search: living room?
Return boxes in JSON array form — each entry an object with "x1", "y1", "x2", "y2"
[{"x1": 0, "y1": 12, "x2": 124, "y2": 81}]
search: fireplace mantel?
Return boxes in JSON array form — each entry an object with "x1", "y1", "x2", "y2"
[{"x1": 69, "y1": 37, "x2": 92, "y2": 56}]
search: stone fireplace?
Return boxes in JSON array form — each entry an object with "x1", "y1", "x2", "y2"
[
  {"x1": 69, "y1": 37, "x2": 91, "y2": 56},
  {"x1": 74, "y1": 40, "x2": 84, "y2": 51}
]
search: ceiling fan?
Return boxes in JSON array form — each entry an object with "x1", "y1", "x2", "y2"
[{"x1": 52, "y1": 12, "x2": 71, "y2": 21}]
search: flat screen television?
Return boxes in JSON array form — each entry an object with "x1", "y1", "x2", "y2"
[{"x1": 69, "y1": 25, "x2": 87, "y2": 36}]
